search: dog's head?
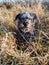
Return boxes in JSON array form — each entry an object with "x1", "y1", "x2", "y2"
[{"x1": 14, "y1": 12, "x2": 40, "y2": 34}]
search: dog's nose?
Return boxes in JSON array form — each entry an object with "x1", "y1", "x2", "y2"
[{"x1": 23, "y1": 21, "x2": 28, "y2": 27}]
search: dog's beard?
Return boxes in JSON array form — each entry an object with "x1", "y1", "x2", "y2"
[{"x1": 20, "y1": 26, "x2": 34, "y2": 35}]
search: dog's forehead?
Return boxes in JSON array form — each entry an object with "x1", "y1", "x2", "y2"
[{"x1": 19, "y1": 12, "x2": 36, "y2": 19}]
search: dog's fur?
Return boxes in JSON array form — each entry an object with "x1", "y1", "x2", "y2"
[{"x1": 14, "y1": 12, "x2": 40, "y2": 49}]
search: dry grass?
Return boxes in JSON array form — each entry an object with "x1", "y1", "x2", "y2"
[{"x1": 0, "y1": 1, "x2": 49, "y2": 65}]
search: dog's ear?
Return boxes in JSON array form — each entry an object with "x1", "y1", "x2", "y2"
[
  {"x1": 29, "y1": 13, "x2": 37, "y2": 20},
  {"x1": 32, "y1": 14, "x2": 40, "y2": 29},
  {"x1": 33, "y1": 14, "x2": 37, "y2": 21},
  {"x1": 35, "y1": 18, "x2": 40, "y2": 30},
  {"x1": 14, "y1": 13, "x2": 21, "y2": 21},
  {"x1": 32, "y1": 14, "x2": 40, "y2": 23}
]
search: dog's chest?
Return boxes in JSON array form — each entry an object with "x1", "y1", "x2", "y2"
[{"x1": 16, "y1": 30, "x2": 35, "y2": 44}]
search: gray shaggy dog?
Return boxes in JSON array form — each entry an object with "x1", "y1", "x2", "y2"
[{"x1": 14, "y1": 12, "x2": 40, "y2": 49}]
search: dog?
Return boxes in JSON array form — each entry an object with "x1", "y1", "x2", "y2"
[{"x1": 14, "y1": 12, "x2": 40, "y2": 50}]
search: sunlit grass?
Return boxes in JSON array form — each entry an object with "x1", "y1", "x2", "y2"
[{"x1": 0, "y1": 1, "x2": 49, "y2": 65}]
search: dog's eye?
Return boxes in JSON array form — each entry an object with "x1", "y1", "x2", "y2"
[{"x1": 26, "y1": 22, "x2": 28, "y2": 24}]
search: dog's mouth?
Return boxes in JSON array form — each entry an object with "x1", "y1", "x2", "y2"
[
  {"x1": 20, "y1": 26, "x2": 33, "y2": 33},
  {"x1": 22, "y1": 28, "x2": 28, "y2": 32},
  {"x1": 19, "y1": 27, "x2": 28, "y2": 32}
]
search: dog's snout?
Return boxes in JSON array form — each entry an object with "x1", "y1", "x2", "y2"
[
  {"x1": 23, "y1": 20, "x2": 28, "y2": 27},
  {"x1": 23, "y1": 22, "x2": 27, "y2": 27}
]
